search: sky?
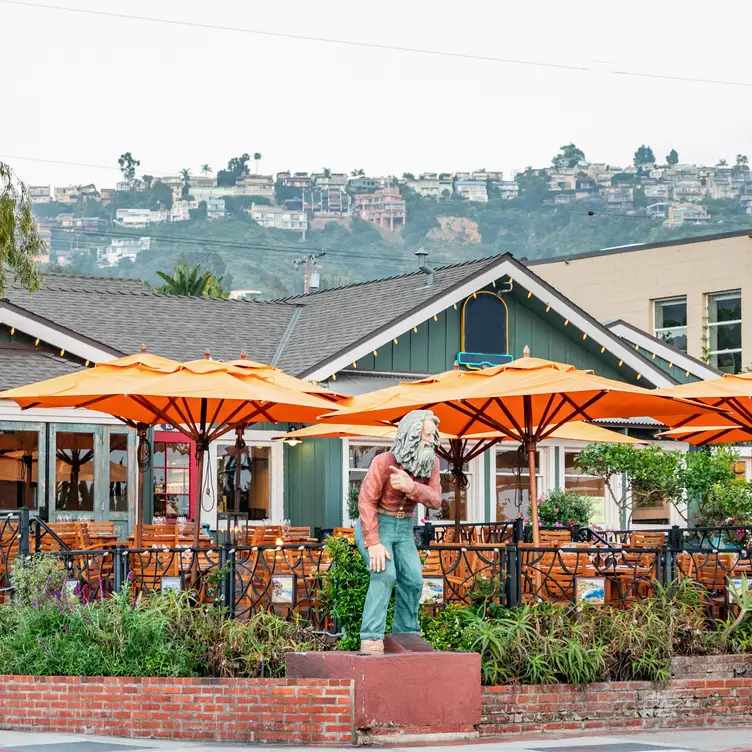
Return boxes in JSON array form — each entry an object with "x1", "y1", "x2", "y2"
[{"x1": 2, "y1": 0, "x2": 752, "y2": 189}]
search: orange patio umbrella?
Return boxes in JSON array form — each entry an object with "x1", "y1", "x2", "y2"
[
  {"x1": 658, "y1": 425, "x2": 752, "y2": 446},
  {"x1": 323, "y1": 349, "x2": 721, "y2": 543},
  {"x1": 0, "y1": 350, "x2": 341, "y2": 551}
]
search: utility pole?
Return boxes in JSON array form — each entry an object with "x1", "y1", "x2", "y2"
[{"x1": 294, "y1": 250, "x2": 325, "y2": 294}]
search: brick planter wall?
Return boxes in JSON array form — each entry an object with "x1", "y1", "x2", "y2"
[
  {"x1": 672, "y1": 654, "x2": 752, "y2": 679},
  {"x1": 0, "y1": 676, "x2": 355, "y2": 745},
  {"x1": 481, "y1": 677, "x2": 752, "y2": 736}
]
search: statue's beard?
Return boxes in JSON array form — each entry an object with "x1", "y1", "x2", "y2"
[{"x1": 394, "y1": 440, "x2": 436, "y2": 479}]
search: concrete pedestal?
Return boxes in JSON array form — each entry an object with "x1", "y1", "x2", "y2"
[{"x1": 286, "y1": 634, "x2": 481, "y2": 745}]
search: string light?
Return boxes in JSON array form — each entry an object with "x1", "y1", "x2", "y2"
[
  {"x1": 545, "y1": 305, "x2": 550, "y2": 312},
  {"x1": 85, "y1": 360, "x2": 90, "y2": 367},
  {"x1": 331, "y1": 374, "x2": 337, "y2": 381},
  {"x1": 563, "y1": 319, "x2": 569, "y2": 326},
  {"x1": 34, "y1": 338, "x2": 40, "y2": 346},
  {"x1": 634, "y1": 343, "x2": 639, "y2": 351},
  {"x1": 433, "y1": 314, "x2": 438, "y2": 322},
  {"x1": 618, "y1": 360, "x2": 623, "y2": 366},
  {"x1": 685, "y1": 370, "x2": 690, "y2": 377},
  {"x1": 59, "y1": 349, "x2": 65, "y2": 357},
  {"x1": 668, "y1": 362, "x2": 673, "y2": 368},
  {"x1": 472, "y1": 292, "x2": 477, "y2": 299},
  {"x1": 413, "y1": 326, "x2": 418, "y2": 333},
  {"x1": 393, "y1": 338, "x2": 398, "y2": 345},
  {"x1": 651, "y1": 353, "x2": 656, "y2": 360},
  {"x1": 582, "y1": 333, "x2": 587, "y2": 340},
  {"x1": 9, "y1": 327, "x2": 14, "y2": 335},
  {"x1": 527, "y1": 291, "x2": 532, "y2": 299},
  {"x1": 352, "y1": 362, "x2": 357, "y2": 369},
  {"x1": 453, "y1": 303, "x2": 457, "y2": 309},
  {"x1": 600, "y1": 346, "x2": 606, "y2": 353},
  {"x1": 373, "y1": 350, "x2": 378, "y2": 357},
  {"x1": 636, "y1": 373, "x2": 642, "y2": 380}
]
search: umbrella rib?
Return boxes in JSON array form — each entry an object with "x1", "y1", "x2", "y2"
[
  {"x1": 726, "y1": 397, "x2": 752, "y2": 426},
  {"x1": 533, "y1": 395, "x2": 569, "y2": 442},
  {"x1": 536, "y1": 391, "x2": 608, "y2": 441},
  {"x1": 698, "y1": 428, "x2": 735, "y2": 446},
  {"x1": 465, "y1": 438, "x2": 499, "y2": 462},
  {"x1": 457, "y1": 398, "x2": 494, "y2": 436},
  {"x1": 129, "y1": 395, "x2": 186, "y2": 437},
  {"x1": 535, "y1": 393, "x2": 559, "y2": 436},
  {"x1": 445, "y1": 399, "x2": 518, "y2": 440},
  {"x1": 491, "y1": 398, "x2": 525, "y2": 439},
  {"x1": 179, "y1": 397, "x2": 200, "y2": 436},
  {"x1": 208, "y1": 399, "x2": 226, "y2": 428}
]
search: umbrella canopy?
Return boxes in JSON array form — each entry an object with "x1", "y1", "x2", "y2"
[
  {"x1": 0, "y1": 350, "x2": 339, "y2": 550},
  {"x1": 274, "y1": 421, "x2": 645, "y2": 445},
  {"x1": 654, "y1": 373, "x2": 752, "y2": 431},
  {"x1": 658, "y1": 425, "x2": 752, "y2": 446},
  {"x1": 323, "y1": 349, "x2": 720, "y2": 543}
]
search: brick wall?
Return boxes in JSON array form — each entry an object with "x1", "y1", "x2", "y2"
[
  {"x1": 481, "y1": 677, "x2": 752, "y2": 736},
  {"x1": 672, "y1": 654, "x2": 752, "y2": 680},
  {"x1": 0, "y1": 676, "x2": 354, "y2": 745}
]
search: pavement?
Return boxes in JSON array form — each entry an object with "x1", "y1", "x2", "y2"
[{"x1": 0, "y1": 728, "x2": 751, "y2": 752}]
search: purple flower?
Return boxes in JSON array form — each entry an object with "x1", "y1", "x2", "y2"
[{"x1": 37, "y1": 637, "x2": 47, "y2": 652}]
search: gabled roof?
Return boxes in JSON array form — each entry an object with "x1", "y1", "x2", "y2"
[
  {"x1": 0, "y1": 348, "x2": 82, "y2": 391},
  {"x1": 1, "y1": 275, "x2": 299, "y2": 364}
]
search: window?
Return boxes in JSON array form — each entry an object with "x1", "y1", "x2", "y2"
[
  {"x1": 707, "y1": 291, "x2": 742, "y2": 373},
  {"x1": 564, "y1": 451, "x2": 606, "y2": 524},
  {"x1": 217, "y1": 444, "x2": 271, "y2": 521},
  {"x1": 348, "y1": 443, "x2": 473, "y2": 522},
  {"x1": 495, "y1": 448, "x2": 541, "y2": 521},
  {"x1": 153, "y1": 439, "x2": 192, "y2": 520},
  {"x1": 108, "y1": 433, "x2": 129, "y2": 513},
  {"x1": 0, "y1": 430, "x2": 39, "y2": 510},
  {"x1": 654, "y1": 297, "x2": 687, "y2": 351},
  {"x1": 55, "y1": 432, "x2": 95, "y2": 512}
]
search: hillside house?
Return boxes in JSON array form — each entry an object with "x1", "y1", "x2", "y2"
[
  {"x1": 29, "y1": 186, "x2": 51, "y2": 204},
  {"x1": 236, "y1": 174, "x2": 275, "y2": 200},
  {"x1": 249, "y1": 204, "x2": 307, "y2": 239},
  {"x1": 354, "y1": 187, "x2": 406, "y2": 231},
  {"x1": 206, "y1": 198, "x2": 226, "y2": 220},
  {"x1": 454, "y1": 179, "x2": 488, "y2": 202},
  {"x1": 666, "y1": 203, "x2": 711, "y2": 229}
]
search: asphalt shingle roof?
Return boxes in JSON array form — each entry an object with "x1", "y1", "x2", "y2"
[
  {"x1": 3, "y1": 275, "x2": 299, "y2": 364},
  {"x1": 274, "y1": 256, "x2": 504, "y2": 376},
  {"x1": 0, "y1": 348, "x2": 83, "y2": 390}
]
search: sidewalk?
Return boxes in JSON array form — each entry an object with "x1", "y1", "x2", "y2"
[{"x1": 0, "y1": 727, "x2": 751, "y2": 751}]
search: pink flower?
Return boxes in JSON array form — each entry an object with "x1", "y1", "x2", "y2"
[{"x1": 555, "y1": 522, "x2": 562, "y2": 528}]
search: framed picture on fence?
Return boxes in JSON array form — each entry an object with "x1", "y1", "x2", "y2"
[
  {"x1": 271, "y1": 575, "x2": 294, "y2": 604},
  {"x1": 161, "y1": 576, "x2": 182, "y2": 593},
  {"x1": 421, "y1": 577, "x2": 443, "y2": 605},
  {"x1": 576, "y1": 577, "x2": 605, "y2": 605}
]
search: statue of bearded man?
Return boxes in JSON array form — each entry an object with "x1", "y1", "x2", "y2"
[{"x1": 355, "y1": 409, "x2": 442, "y2": 654}]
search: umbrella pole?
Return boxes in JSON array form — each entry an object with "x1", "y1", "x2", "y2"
[
  {"x1": 135, "y1": 425, "x2": 149, "y2": 549},
  {"x1": 527, "y1": 442, "x2": 540, "y2": 546}
]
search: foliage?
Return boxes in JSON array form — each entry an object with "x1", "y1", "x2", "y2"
[
  {"x1": 189, "y1": 200, "x2": 207, "y2": 221},
  {"x1": 682, "y1": 446, "x2": 739, "y2": 508},
  {"x1": 552, "y1": 144, "x2": 586, "y2": 170},
  {"x1": 347, "y1": 483, "x2": 360, "y2": 520},
  {"x1": 666, "y1": 149, "x2": 679, "y2": 166},
  {"x1": 0, "y1": 162, "x2": 44, "y2": 295},
  {"x1": 150, "y1": 180, "x2": 173, "y2": 210},
  {"x1": 536, "y1": 489, "x2": 592, "y2": 527},
  {"x1": 217, "y1": 153, "x2": 250, "y2": 187},
  {"x1": 0, "y1": 556, "x2": 326, "y2": 678},
  {"x1": 320, "y1": 536, "x2": 393, "y2": 651},
  {"x1": 117, "y1": 152, "x2": 140, "y2": 184},
  {"x1": 634, "y1": 144, "x2": 656, "y2": 167},
  {"x1": 419, "y1": 579, "x2": 736, "y2": 686},
  {"x1": 11, "y1": 553, "x2": 68, "y2": 606},
  {"x1": 154, "y1": 260, "x2": 229, "y2": 297}
]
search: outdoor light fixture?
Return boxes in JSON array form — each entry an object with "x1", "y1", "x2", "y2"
[
  {"x1": 275, "y1": 537, "x2": 284, "y2": 546},
  {"x1": 9, "y1": 327, "x2": 14, "y2": 335},
  {"x1": 34, "y1": 338, "x2": 40, "y2": 345},
  {"x1": 284, "y1": 437, "x2": 302, "y2": 447},
  {"x1": 527, "y1": 291, "x2": 532, "y2": 298}
]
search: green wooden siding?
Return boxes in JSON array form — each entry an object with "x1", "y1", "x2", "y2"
[
  {"x1": 620, "y1": 338, "x2": 700, "y2": 384},
  {"x1": 284, "y1": 438, "x2": 342, "y2": 532}
]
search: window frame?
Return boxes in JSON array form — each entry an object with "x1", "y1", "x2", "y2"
[
  {"x1": 706, "y1": 289, "x2": 742, "y2": 373},
  {"x1": 493, "y1": 445, "x2": 544, "y2": 522},
  {"x1": 653, "y1": 296, "x2": 688, "y2": 352}
]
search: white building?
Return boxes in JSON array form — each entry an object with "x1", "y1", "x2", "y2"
[
  {"x1": 29, "y1": 186, "x2": 51, "y2": 204},
  {"x1": 249, "y1": 204, "x2": 307, "y2": 239},
  {"x1": 498, "y1": 181, "x2": 520, "y2": 200},
  {"x1": 53, "y1": 186, "x2": 80, "y2": 204},
  {"x1": 454, "y1": 179, "x2": 488, "y2": 202},
  {"x1": 96, "y1": 237, "x2": 151, "y2": 267},
  {"x1": 114, "y1": 209, "x2": 168, "y2": 227},
  {"x1": 229, "y1": 289, "x2": 263, "y2": 301},
  {"x1": 170, "y1": 200, "x2": 198, "y2": 222},
  {"x1": 206, "y1": 198, "x2": 226, "y2": 220}
]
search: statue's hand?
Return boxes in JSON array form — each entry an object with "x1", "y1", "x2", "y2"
[
  {"x1": 388, "y1": 465, "x2": 416, "y2": 494},
  {"x1": 368, "y1": 543, "x2": 391, "y2": 572}
]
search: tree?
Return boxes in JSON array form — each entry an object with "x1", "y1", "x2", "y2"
[
  {"x1": 666, "y1": 149, "x2": 679, "y2": 166},
  {"x1": 717, "y1": 158, "x2": 728, "y2": 167},
  {"x1": 217, "y1": 153, "x2": 250, "y2": 187},
  {"x1": 253, "y1": 152, "x2": 262, "y2": 173},
  {"x1": 154, "y1": 260, "x2": 229, "y2": 298},
  {"x1": 117, "y1": 152, "x2": 140, "y2": 185},
  {"x1": 402, "y1": 172, "x2": 415, "y2": 180},
  {"x1": 514, "y1": 166, "x2": 551, "y2": 206},
  {"x1": 150, "y1": 180, "x2": 173, "y2": 210},
  {"x1": 734, "y1": 154, "x2": 749, "y2": 175},
  {"x1": 551, "y1": 143, "x2": 585, "y2": 170},
  {"x1": 201, "y1": 164, "x2": 212, "y2": 177},
  {"x1": 351, "y1": 168, "x2": 365, "y2": 177},
  {"x1": 0, "y1": 162, "x2": 43, "y2": 295},
  {"x1": 633, "y1": 144, "x2": 655, "y2": 167},
  {"x1": 322, "y1": 167, "x2": 332, "y2": 178},
  {"x1": 189, "y1": 200, "x2": 207, "y2": 221},
  {"x1": 141, "y1": 175, "x2": 154, "y2": 189},
  {"x1": 180, "y1": 168, "x2": 191, "y2": 199}
]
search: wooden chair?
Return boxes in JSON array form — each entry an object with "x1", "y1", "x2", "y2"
[
  {"x1": 40, "y1": 522, "x2": 79, "y2": 551},
  {"x1": 332, "y1": 527, "x2": 354, "y2": 541},
  {"x1": 629, "y1": 531, "x2": 666, "y2": 548},
  {"x1": 539, "y1": 529, "x2": 573, "y2": 547},
  {"x1": 284, "y1": 526, "x2": 317, "y2": 544}
]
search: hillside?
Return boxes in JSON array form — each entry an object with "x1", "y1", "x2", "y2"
[{"x1": 39, "y1": 185, "x2": 752, "y2": 298}]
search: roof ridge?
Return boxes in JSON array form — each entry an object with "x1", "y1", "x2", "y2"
[{"x1": 272, "y1": 253, "x2": 506, "y2": 302}]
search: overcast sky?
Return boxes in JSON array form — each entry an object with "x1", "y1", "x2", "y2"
[{"x1": 2, "y1": 0, "x2": 751, "y2": 188}]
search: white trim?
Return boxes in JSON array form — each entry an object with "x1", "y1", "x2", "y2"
[
  {"x1": 606, "y1": 322, "x2": 720, "y2": 380},
  {"x1": 305, "y1": 257, "x2": 675, "y2": 386},
  {"x1": 0, "y1": 399, "x2": 124, "y2": 424},
  {"x1": 0, "y1": 306, "x2": 120, "y2": 364}
]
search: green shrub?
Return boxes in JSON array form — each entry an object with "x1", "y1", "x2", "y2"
[
  {"x1": 536, "y1": 489, "x2": 592, "y2": 527},
  {"x1": 11, "y1": 553, "x2": 69, "y2": 606},
  {"x1": 320, "y1": 535, "x2": 393, "y2": 650}
]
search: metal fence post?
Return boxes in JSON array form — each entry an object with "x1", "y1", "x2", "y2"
[
  {"x1": 512, "y1": 518, "x2": 524, "y2": 544},
  {"x1": 506, "y1": 542, "x2": 519, "y2": 607},
  {"x1": 421, "y1": 521, "x2": 435, "y2": 547},
  {"x1": 113, "y1": 545, "x2": 124, "y2": 592},
  {"x1": 18, "y1": 507, "x2": 30, "y2": 559},
  {"x1": 571, "y1": 523, "x2": 581, "y2": 543},
  {"x1": 669, "y1": 525, "x2": 683, "y2": 552}
]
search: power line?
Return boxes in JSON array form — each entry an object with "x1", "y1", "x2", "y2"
[
  {"x1": 3, "y1": 0, "x2": 752, "y2": 88},
  {"x1": 0, "y1": 154, "x2": 172, "y2": 175}
]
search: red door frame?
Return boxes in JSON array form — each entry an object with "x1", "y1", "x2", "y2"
[{"x1": 154, "y1": 431, "x2": 198, "y2": 521}]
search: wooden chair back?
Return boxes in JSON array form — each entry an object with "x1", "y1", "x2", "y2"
[
  {"x1": 86, "y1": 521, "x2": 116, "y2": 537},
  {"x1": 539, "y1": 529, "x2": 572, "y2": 547},
  {"x1": 284, "y1": 526, "x2": 315, "y2": 543},
  {"x1": 332, "y1": 527, "x2": 354, "y2": 541},
  {"x1": 136, "y1": 524, "x2": 180, "y2": 548},
  {"x1": 630, "y1": 531, "x2": 666, "y2": 548}
]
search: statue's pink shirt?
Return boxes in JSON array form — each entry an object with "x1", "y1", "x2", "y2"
[{"x1": 357, "y1": 451, "x2": 442, "y2": 547}]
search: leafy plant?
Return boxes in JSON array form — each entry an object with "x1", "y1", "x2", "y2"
[
  {"x1": 11, "y1": 554, "x2": 69, "y2": 606},
  {"x1": 320, "y1": 535, "x2": 393, "y2": 650},
  {"x1": 347, "y1": 483, "x2": 360, "y2": 520},
  {"x1": 536, "y1": 489, "x2": 592, "y2": 527}
]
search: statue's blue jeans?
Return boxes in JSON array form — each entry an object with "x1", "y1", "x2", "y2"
[{"x1": 355, "y1": 515, "x2": 424, "y2": 641}]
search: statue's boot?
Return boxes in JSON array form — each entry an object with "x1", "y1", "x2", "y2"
[{"x1": 359, "y1": 639, "x2": 384, "y2": 655}]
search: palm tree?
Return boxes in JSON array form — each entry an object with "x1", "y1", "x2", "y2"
[
  {"x1": 154, "y1": 261, "x2": 229, "y2": 298},
  {"x1": 0, "y1": 161, "x2": 42, "y2": 295},
  {"x1": 180, "y1": 168, "x2": 191, "y2": 199},
  {"x1": 201, "y1": 164, "x2": 212, "y2": 177},
  {"x1": 254, "y1": 152, "x2": 262, "y2": 173},
  {"x1": 717, "y1": 158, "x2": 728, "y2": 167},
  {"x1": 322, "y1": 167, "x2": 332, "y2": 178}
]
